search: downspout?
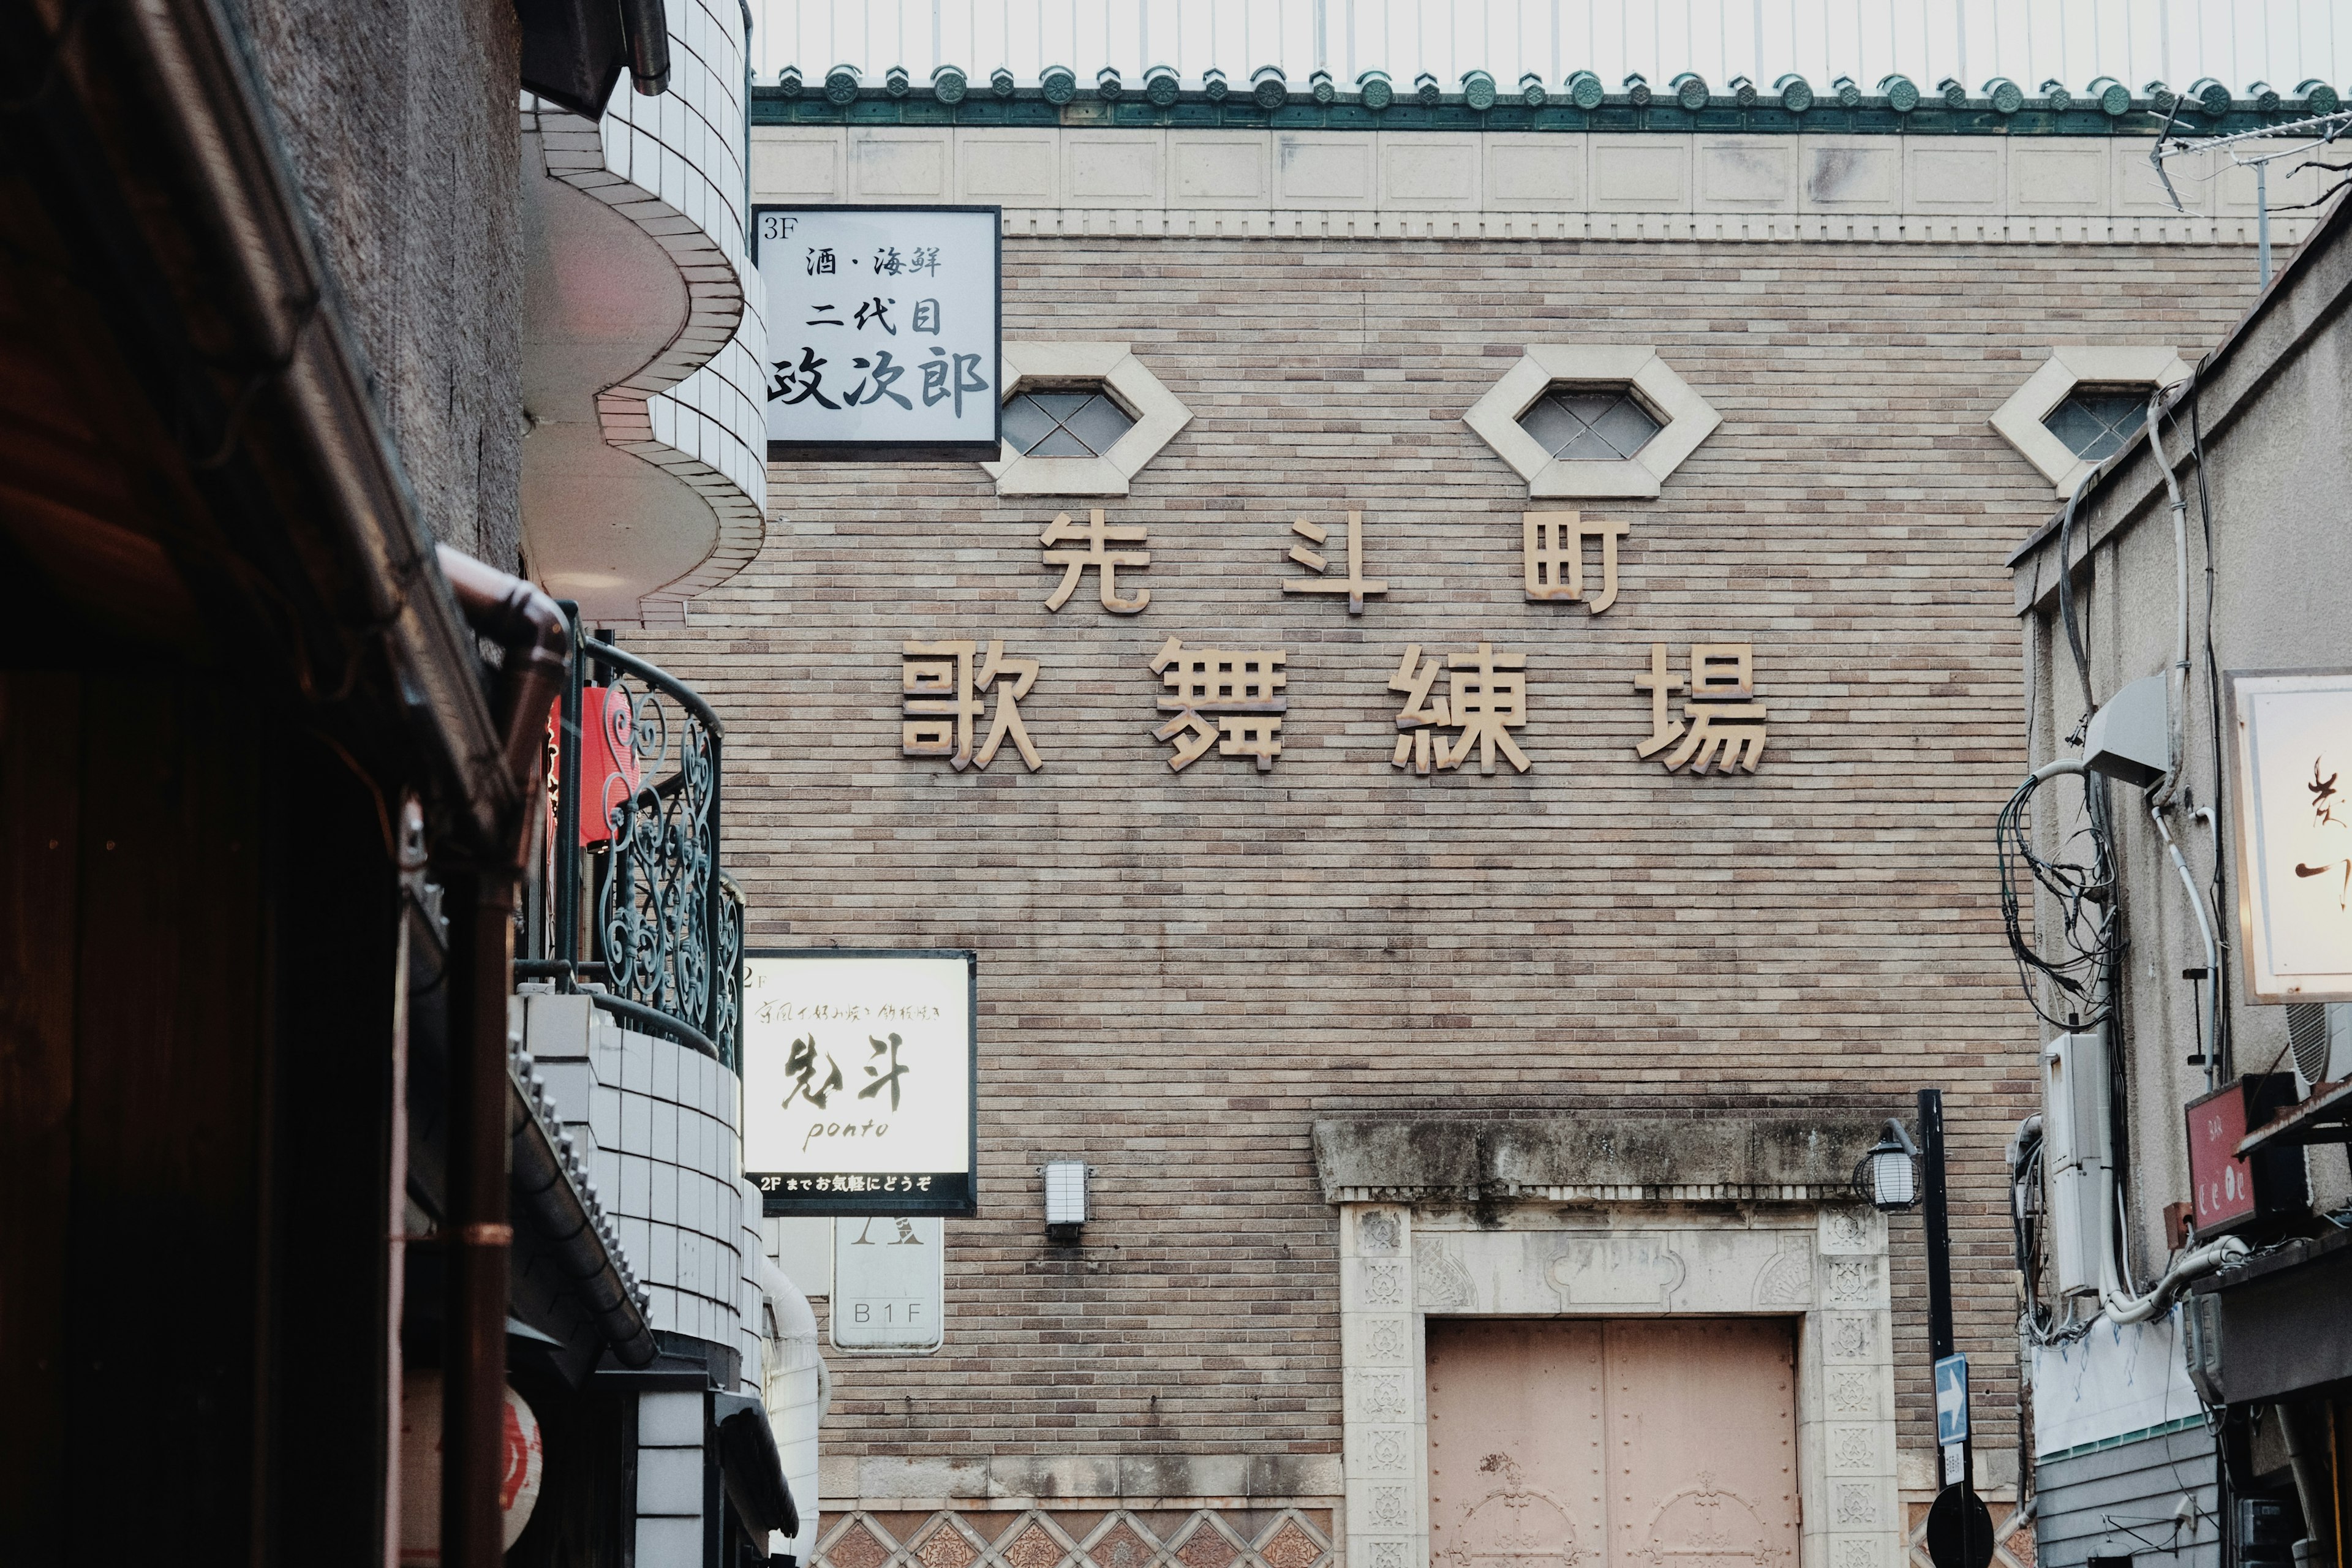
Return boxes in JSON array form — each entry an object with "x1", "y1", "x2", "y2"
[
  {"x1": 619, "y1": 0, "x2": 672, "y2": 94},
  {"x1": 436, "y1": 545, "x2": 570, "y2": 1568},
  {"x1": 2144, "y1": 390, "x2": 2193, "y2": 810}
]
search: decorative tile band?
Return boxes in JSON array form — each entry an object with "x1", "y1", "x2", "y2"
[{"x1": 818, "y1": 1508, "x2": 1336, "y2": 1568}]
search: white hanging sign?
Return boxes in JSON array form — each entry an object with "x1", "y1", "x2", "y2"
[
  {"x1": 2228, "y1": 669, "x2": 2352, "y2": 1002},
  {"x1": 742, "y1": 949, "x2": 977, "y2": 1215},
  {"x1": 753, "y1": 205, "x2": 1000, "y2": 458}
]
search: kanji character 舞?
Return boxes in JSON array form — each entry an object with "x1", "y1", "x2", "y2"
[
  {"x1": 1148, "y1": 636, "x2": 1287, "y2": 772},
  {"x1": 1281, "y1": 510, "x2": 1388, "y2": 615},
  {"x1": 902, "y1": 639, "x2": 1043, "y2": 771},
  {"x1": 1040, "y1": 508, "x2": 1150, "y2": 614},
  {"x1": 1523, "y1": 510, "x2": 1629, "y2": 614},
  {"x1": 1390, "y1": 643, "x2": 1531, "y2": 775},
  {"x1": 1638, "y1": 643, "x2": 1768, "y2": 774}
]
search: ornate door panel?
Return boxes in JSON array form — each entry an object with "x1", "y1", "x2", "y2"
[
  {"x1": 1425, "y1": 1318, "x2": 1797, "y2": 1568},
  {"x1": 1427, "y1": 1320, "x2": 1608, "y2": 1568},
  {"x1": 1604, "y1": 1319, "x2": 1798, "y2": 1568}
]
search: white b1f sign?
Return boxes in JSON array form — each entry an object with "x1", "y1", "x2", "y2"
[
  {"x1": 742, "y1": 949, "x2": 978, "y2": 1216},
  {"x1": 831, "y1": 1215, "x2": 944, "y2": 1354},
  {"x1": 753, "y1": 205, "x2": 1000, "y2": 458}
]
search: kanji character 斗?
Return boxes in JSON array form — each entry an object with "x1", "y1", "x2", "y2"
[
  {"x1": 1148, "y1": 636, "x2": 1287, "y2": 772},
  {"x1": 1041, "y1": 508, "x2": 1150, "y2": 614},
  {"x1": 1390, "y1": 643, "x2": 1531, "y2": 775},
  {"x1": 1281, "y1": 510, "x2": 1387, "y2": 615},
  {"x1": 1637, "y1": 642, "x2": 1768, "y2": 774},
  {"x1": 902, "y1": 639, "x2": 1043, "y2": 772},
  {"x1": 1523, "y1": 510, "x2": 1629, "y2": 613}
]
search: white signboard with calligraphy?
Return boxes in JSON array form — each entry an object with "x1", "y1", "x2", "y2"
[
  {"x1": 2228, "y1": 669, "x2": 2352, "y2": 1002},
  {"x1": 753, "y1": 205, "x2": 1000, "y2": 458},
  {"x1": 743, "y1": 949, "x2": 978, "y2": 1215},
  {"x1": 830, "y1": 1215, "x2": 946, "y2": 1354}
]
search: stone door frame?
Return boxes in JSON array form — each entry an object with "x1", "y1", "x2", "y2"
[{"x1": 1338, "y1": 1201, "x2": 1902, "y2": 1568}]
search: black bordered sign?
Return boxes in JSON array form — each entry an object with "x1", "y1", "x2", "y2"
[
  {"x1": 742, "y1": 948, "x2": 978, "y2": 1216},
  {"x1": 752, "y1": 205, "x2": 1002, "y2": 461}
]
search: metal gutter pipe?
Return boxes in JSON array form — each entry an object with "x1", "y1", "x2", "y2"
[
  {"x1": 439, "y1": 547, "x2": 570, "y2": 1568},
  {"x1": 107, "y1": 0, "x2": 516, "y2": 848},
  {"x1": 2144, "y1": 389, "x2": 2193, "y2": 809},
  {"x1": 2152, "y1": 805, "x2": 2225, "y2": 1095},
  {"x1": 619, "y1": 0, "x2": 672, "y2": 94}
]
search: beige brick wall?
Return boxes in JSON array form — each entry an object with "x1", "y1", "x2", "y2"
[{"x1": 628, "y1": 236, "x2": 2262, "y2": 1491}]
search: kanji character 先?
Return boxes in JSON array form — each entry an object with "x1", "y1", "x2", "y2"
[
  {"x1": 1282, "y1": 509, "x2": 1388, "y2": 615},
  {"x1": 1523, "y1": 510, "x2": 1629, "y2": 613},
  {"x1": 1638, "y1": 642, "x2": 1768, "y2": 774},
  {"x1": 853, "y1": 296, "x2": 897, "y2": 334},
  {"x1": 1148, "y1": 636, "x2": 1288, "y2": 772},
  {"x1": 767, "y1": 346, "x2": 839, "y2": 409},
  {"x1": 846, "y1": 349, "x2": 911, "y2": 409},
  {"x1": 1041, "y1": 508, "x2": 1150, "y2": 613},
  {"x1": 782, "y1": 1033, "x2": 843, "y2": 1109},
  {"x1": 902, "y1": 639, "x2": 1042, "y2": 771},
  {"x1": 1443, "y1": 643, "x2": 1531, "y2": 774},
  {"x1": 857, "y1": 1032, "x2": 910, "y2": 1109}
]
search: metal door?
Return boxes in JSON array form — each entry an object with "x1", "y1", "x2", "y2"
[{"x1": 1427, "y1": 1317, "x2": 1798, "y2": 1568}]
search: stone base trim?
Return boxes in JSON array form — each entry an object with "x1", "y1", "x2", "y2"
[{"x1": 816, "y1": 1507, "x2": 1337, "y2": 1568}]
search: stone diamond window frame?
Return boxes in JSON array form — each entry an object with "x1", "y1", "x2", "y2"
[
  {"x1": 1463, "y1": 345, "x2": 1721, "y2": 499},
  {"x1": 982, "y1": 342, "x2": 1192, "y2": 497},
  {"x1": 1990, "y1": 345, "x2": 2193, "y2": 498}
]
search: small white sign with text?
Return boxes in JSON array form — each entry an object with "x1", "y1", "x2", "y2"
[{"x1": 831, "y1": 1215, "x2": 944, "y2": 1353}]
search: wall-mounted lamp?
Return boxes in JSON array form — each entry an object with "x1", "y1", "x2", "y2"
[
  {"x1": 1044, "y1": 1160, "x2": 1088, "y2": 1240},
  {"x1": 1856, "y1": 1119, "x2": 1921, "y2": 1212}
]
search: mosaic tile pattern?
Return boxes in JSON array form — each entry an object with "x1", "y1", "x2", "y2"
[{"x1": 820, "y1": 1509, "x2": 1335, "y2": 1568}]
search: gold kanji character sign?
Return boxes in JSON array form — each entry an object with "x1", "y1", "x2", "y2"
[
  {"x1": 902, "y1": 639, "x2": 1043, "y2": 771},
  {"x1": 1389, "y1": 642, "x2": 1531, "y2": 775},
  {"x1": 1637, "y1": 642, "x2": 1766, "y2": 774},
  {"x1": 1281, "y1": 510, "x2": 1387, "y2": 614},
  {"x1": 1523, "y1": 510, "x2": 1629, "y2": 614},
  {"x1": 1041, "y1": 508, "x2": 1150, "y2": 613},
  {"x1": 1148, "y1": 636, "x2": 1287, "y2": 772}
]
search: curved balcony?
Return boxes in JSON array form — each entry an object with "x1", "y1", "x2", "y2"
[
  {"x1": 520, "y1": 618, "x2": 744, "y2": 1069},
  {"x1": 521, "y1": 0, "x2": 767, "y2": 627}
]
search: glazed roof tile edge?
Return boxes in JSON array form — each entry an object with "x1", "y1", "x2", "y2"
[{"x1": 754, "y1": 86, "x2": 2337, "y2": 136}]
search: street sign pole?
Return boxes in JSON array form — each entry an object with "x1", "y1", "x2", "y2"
[{"x1": 1920, "y1": 1088, "x2": 1989, "y2": 1568}]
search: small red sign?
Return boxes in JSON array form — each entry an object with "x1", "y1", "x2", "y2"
[
  {"x1": 548, "y1": 687, "x2": 642, "y2": 846},
  {"x1": 2186, "y1": 1082, "x2": 2256, "y2": 1232}
]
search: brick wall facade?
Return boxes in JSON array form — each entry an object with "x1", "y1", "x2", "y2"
[{"x1": 629, "y1": 235, "x2": 2262, "y2": 1538}]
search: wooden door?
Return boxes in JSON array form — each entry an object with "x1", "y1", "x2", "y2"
[{"x1": 1427, "y1": 1317, "x2": 1798, "y2": 1568}]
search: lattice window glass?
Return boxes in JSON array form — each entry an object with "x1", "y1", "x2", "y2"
[
  {"x1": 1517, "y1": 384, "x2": 1664, "y2": 461},
  {"x1": 1000, "y1": 386, "x2": 1136, "y2": 457},
  {"x1": 2043, "y1": 385, "x2": 2152, "y2": 462}
]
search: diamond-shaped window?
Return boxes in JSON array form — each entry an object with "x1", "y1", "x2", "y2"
[
  {"x1": 1518, "y1": 385, "x2": 1663, "y2": 462},
  {"x1": 2041, "y1": 384, "x2": 2151, "y2": 462},
  {"x1": 1003, "y1": 386, "x2": 1136, "y2": 458}
]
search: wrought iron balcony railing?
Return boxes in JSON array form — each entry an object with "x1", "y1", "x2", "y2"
[{"x1": 518, "y1": 613, "x2": 744, "y2": 1070}]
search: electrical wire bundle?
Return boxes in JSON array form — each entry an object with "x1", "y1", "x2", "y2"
[{"x1": 1997, "y1": 767, "x2": 2121, "y2": 1031}]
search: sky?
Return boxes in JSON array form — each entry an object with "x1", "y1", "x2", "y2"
[{"x1": 752, "y1": 1, "x2": 2352, "y2": 101}]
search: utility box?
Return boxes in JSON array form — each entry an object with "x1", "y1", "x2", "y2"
[
  {"x1": 2043, "y1": 1029, "x2": 2111, "y2": 1298},
  {"x1": 2082, "y1": 673, "x2": 2171, "y2": 788}
]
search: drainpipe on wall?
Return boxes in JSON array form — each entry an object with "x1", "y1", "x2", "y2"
[{"x1": 437, "y1": 545, "x2": 569, "y2": 1568}]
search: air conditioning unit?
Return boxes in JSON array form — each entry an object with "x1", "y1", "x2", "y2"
[
  {"x1": 2042, "y1": 1029, "x2": 2111, "y2": 1298},
  {"x1": 2285, "y1": 1003, "x2": 2352, "y2": 1094}
]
